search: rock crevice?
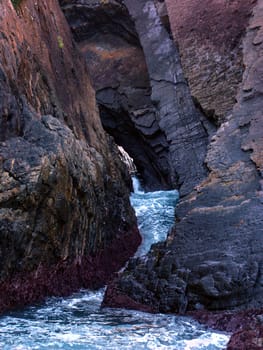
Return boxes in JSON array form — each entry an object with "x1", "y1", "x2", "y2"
[
  {"x1": 103, "y1": 0, "x2": 263, "y2": 314},
  {"x1": 61, "y1": 0, "x2": 210, "y2": 193}
]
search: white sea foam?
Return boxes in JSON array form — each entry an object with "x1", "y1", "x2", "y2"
[{"x1": 0, "y1": 178, "x2": 230, "y2": 350}]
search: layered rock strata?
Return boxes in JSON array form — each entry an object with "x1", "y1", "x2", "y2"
[
  {"x1": 60, "y1": 0, "x2": 171, "y2": 191},
  {"x1": 61, "y1": 0, "x2": 210, "y2": 194},
  {"x1": 166, "y1": 0, "x2": 256, "y2": 125},
  {"x1": 123, "y1": 0, "x2": 209, "y2": 196},
  {"x1": 0, "y1": 0, "x2": 140, "y2": 313},
  {"x1": 104, "y1": 0, "x2": 263, "y2": 313}
]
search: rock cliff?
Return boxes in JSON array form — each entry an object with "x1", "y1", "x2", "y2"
[
  {"x1": 1, "y1": 0, "x2": 263, "y2": 331},
  {"x1": 103, "y1": 0, "x2": 263, "y2": 314},
  {"x1": 166, "y1": 0, "x2": 257, "y2": 125},
  {"x1": 0, "y1": 0, "x2": 140, "y2": 313},
  {"x1": 61, "y1": 0, "x2": 210, "y2": 194},
  {"x1": 60, "y1": 0, "x2": 172, "y2": 191}
]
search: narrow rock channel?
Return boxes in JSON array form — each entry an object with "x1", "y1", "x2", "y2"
[{"x1": 0, "y1": 178, "x2": 229, "y2": 350}]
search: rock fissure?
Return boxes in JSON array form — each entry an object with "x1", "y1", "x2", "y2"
[
  {"x1": 101, "y1": 1, "x2": 263, "y2": 331},
  {"x1": 61, "y1": 0, "x2": 211, "y2": 193},
  {"x1": 1, "y1": 1, "x2": 263, "y2": 348}
]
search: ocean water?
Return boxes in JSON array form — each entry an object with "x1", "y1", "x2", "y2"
[
  {"x1": 0, "y1": 177, "x2": 230, "y2": 350},
  {"x1": 130, "y1": 177, "x2": 179, "y2": 256}
]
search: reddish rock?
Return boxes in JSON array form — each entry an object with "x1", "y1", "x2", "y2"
[
  {"x1": 0, "y1": 0, "x2": 101, "y2": 144},
  {"x1": 166, "y1": 0, "x2": 256, "y2": 124},
  {"x1": 0, "y1": 226, "x2": 141, "y2": 314},
  {"x1": 0, "y1": 0, "x2": 140, "y2": 312},
  {"x1": 190, "y1": 309, "x2": 263, "y2": 350},
  {"x1": 103, "y1": 0, "x2": 263, "y2": 318},
  {"x1": 190, "y1": 309, "x2": 263, "y2": 333},
  {"x1": 227, "y1": 327, "x2": 263, "y2": 350},
  {"x1": 103, "y1": 279, "x2": 155, "y2": 313}
]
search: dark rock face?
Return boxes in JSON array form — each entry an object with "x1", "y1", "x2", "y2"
[
  {"x1": 0, "y1": 0, "x2": 140, "y2": 312},
  {"x1": 123, "y1": 0, "x2": 209, "y2": 196},
  {"x1": 60, "y1": 0, "x2": 171, "y2": 191},
  {"x1": 103, "y1": 0, "x2": 263, "y2": 314},
  {"x1": 0, "y1": 113, "x2": 138, "y2": 279},
  {"x1": 61, "y1": 0, "x2": 209, "y2": 193}
]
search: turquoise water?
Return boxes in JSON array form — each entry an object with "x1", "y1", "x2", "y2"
[
  {"x1": 0, "y1": 178, "x2": 230, "y2": 349},
  {"x1": 130, "y1": 177, "x2": 179, "y2": 256}
]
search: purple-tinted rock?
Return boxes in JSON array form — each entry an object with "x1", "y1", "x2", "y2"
[
  {"x1": 61, "y1": 0, "x2": 209, "y2": 193},
  {"x1": 103, "y1": 0, "x2": 263, "y2": 315}
]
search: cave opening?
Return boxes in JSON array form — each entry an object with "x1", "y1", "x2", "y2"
[
  {"x1": 99, "y1": 103, "x2": 171, "y2": 191},
  {"x1": 60, "y1": 0, "x2": 173, "y2": 191}
]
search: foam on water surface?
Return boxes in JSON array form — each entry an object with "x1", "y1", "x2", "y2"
[
  {"x1": 0, "y1": 289, "x2": 229, "y2": 350},
  {"x1": 0, "y1": 178, "x2": 230, "y2": 350}
]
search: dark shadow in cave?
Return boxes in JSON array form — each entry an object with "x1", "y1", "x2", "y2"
[
  {"x1": 60, "y1": 0, "x2": 173, "y2": 191},
  {"x1": 99, "y1": 104, "x2": 171, "y2": 191}
]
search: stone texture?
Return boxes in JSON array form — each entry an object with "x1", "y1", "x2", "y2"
[
  {"x1": 60, "y1": 0, "x2": 172, "y2": 191},
  {"x1": 123, "y1": 0, "x2": 209, "y2": 196},
  {"x1": 190, "y1": 308, "x2": 263, "y2": 350},
  {"x1": 104, "y1": 0, "x2": 263, "y2": 313},
  {"x1": 166, "y1": 0, "x2": 256, "y2": 125},
  {"x1": 0, "y1": 0, "x2": 140, "y2": 312},
  {"x1": 227, "y1": 327, "x2": 263, "y2": 350},
  {"x1": 61, "y1": 0, "x2": 210, "y2": 194}
]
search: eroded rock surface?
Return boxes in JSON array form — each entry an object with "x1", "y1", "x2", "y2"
[
  {"x1": 123, "y1": 0, "x2": 209, "y2": 196},
  {"x1": 104, "y1": 0, "x2": 263, "y2": 313},
  {"x1": 166, "y1": 0, "x2": 256, "y2": 125},
  {"x1": 0, "y1": 0, "x2": 140, "y2": 312},
  {"x1": 60, "y1": 0, "x2": 171, "y2": 190},
  {"x1": 190, "y1": 308, "x2": 263, "y2": 350},
  {"x1": 61, "y1": 0, "x2": 210, "y2": 194}
]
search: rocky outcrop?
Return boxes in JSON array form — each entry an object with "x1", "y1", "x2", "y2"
[
  {"x1": 123, "y1": 0, "x2": 209, "y2": 196},
  {"x1": 190, "y1": 308, "x2": 263, "y2": 350},
  {"x1": 61, "y1": 0, "x2": 210, "y2": 194},
  {"x1": 0, "y1": 0, "x2": 140, "y2": 312},
  {"x1": 228, "y1": 327, "x2": 263, "y2": 350},
  {"x1": 104, "y1": 0, "x2": 263, "y2": 314},
  {"x1": 166, "y1": 0, "x2": 256, "y2": 125},
  {"x1": 60, "y1": 0, "x2": 171, "y2": 191}
]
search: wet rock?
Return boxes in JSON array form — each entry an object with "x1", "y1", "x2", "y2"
[
  {"x1": 227, "y1": 328, "x2": 263, "y2": 350},
  {"x1": 103, "y1": 0, "x2": 263, "y2": 314},
  {"x1": 190, "y1": 309, "x2": 263, "y2": 350},
  {"x1": 60, "y1": 0, "x2": 171, "y2": 191},
  {"x1": 124, "y1": 0, "x2": 209, "y2": 196},
  {"x1": 0, "y1": 0, "x2": 140, "y2": 312},
  {"x1": 61, "y1": 0, "x2": 210, "y2": 194}
]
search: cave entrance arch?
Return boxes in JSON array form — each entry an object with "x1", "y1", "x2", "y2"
[
  {"x1": 98, "y1": 101, "x2": 171, "y2": 191},
  {"x1": 60, "y1": 0, "x2": 172, "y2": 190}
]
